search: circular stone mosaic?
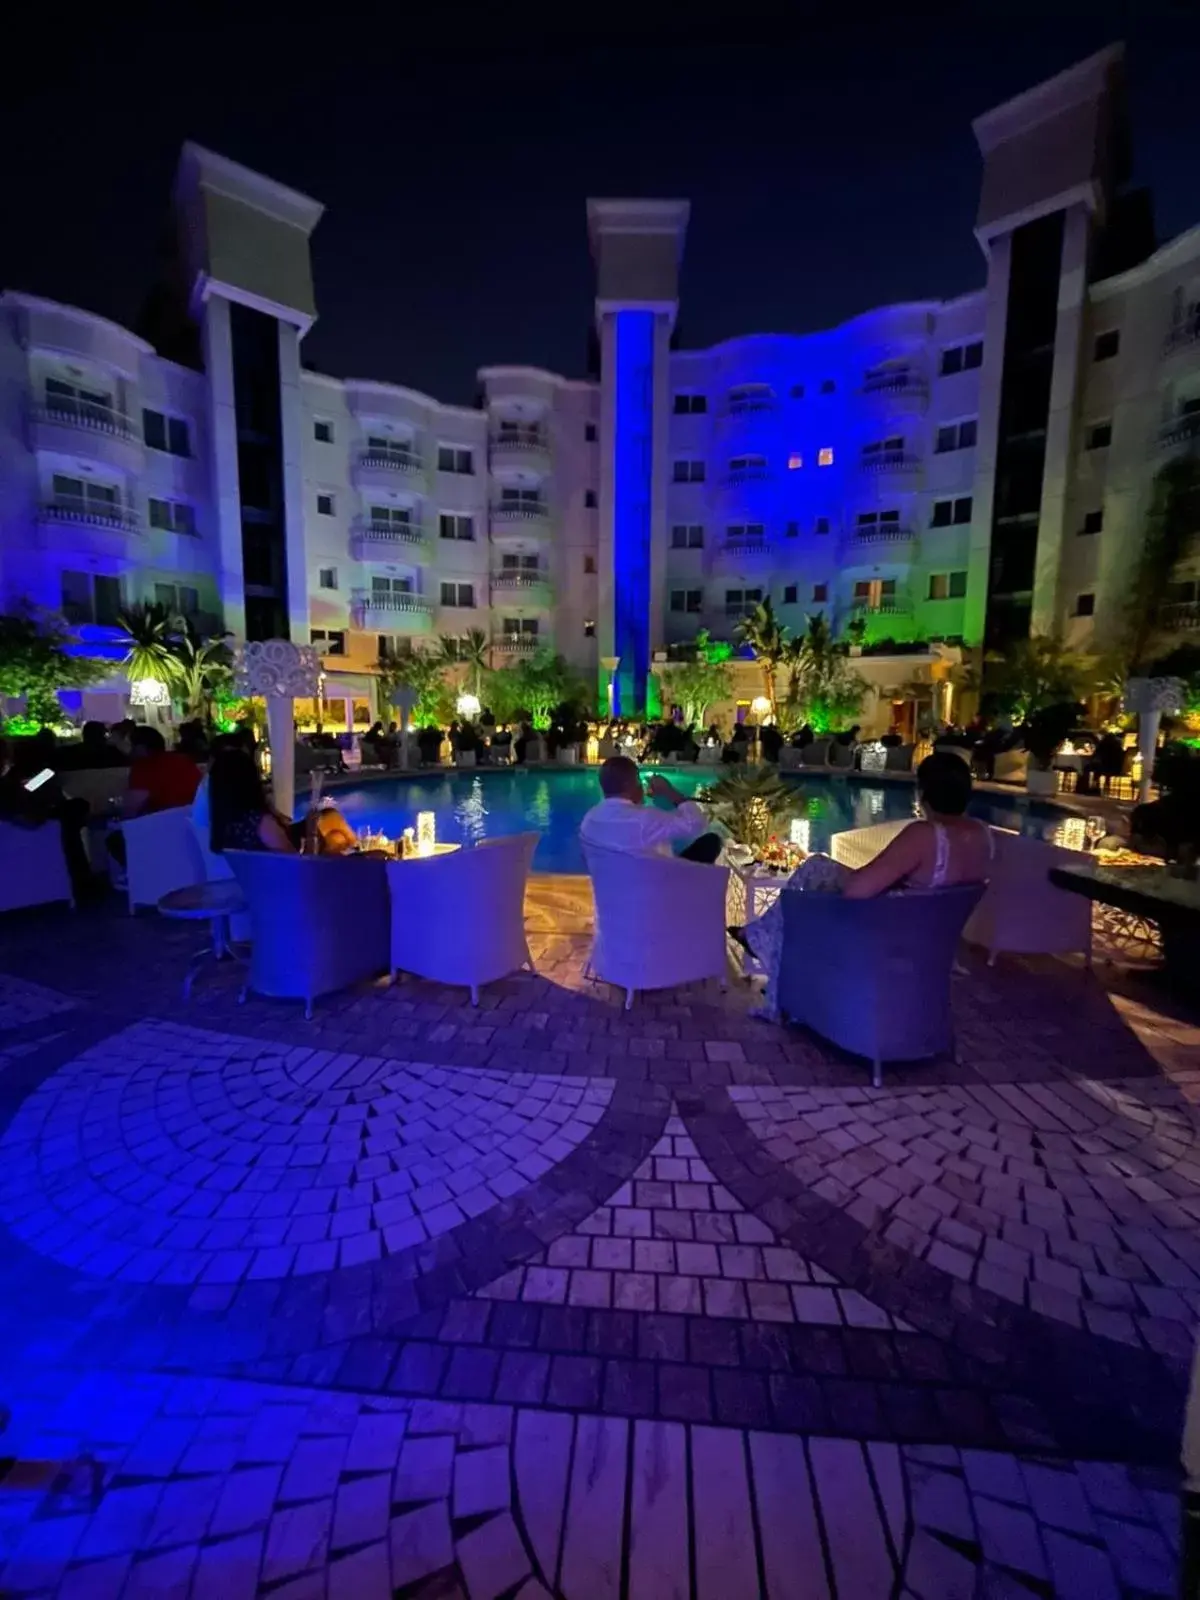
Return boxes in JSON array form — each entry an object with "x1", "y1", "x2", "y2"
[{"x1": 0, "y1": 1020, "x2": 612, "y2": 1285}]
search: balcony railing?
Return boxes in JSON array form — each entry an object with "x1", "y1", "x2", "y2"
[
  {"x1": 354, "y1": 521, "x2": 429, "y2": 554},
  {"x1": 33, "y1": 399, "x2": 140, "y2": 442},
  {"x1": 493, "y1": 635, "x2": 540, "y2": 655},
  {"x1": 1157, "y1": 601, "x2": 1200, "y2": 632},
  {"x1": 492, "y1": 501, "x2": 549, "y2": 522},
  {"x1": 358, "y1": 448, "x2": 423, "y2": 474},
  {"x1": 40, "y1": 497, "x2": 140, "y2": 533},
  {"x1": 861, "y1": 371, "x2": 928, "y2": 403},
  {"x1": 723, "y1": 464, "x2": 772, "y2": 485},
  {"x1": 860, "y1": 449, "x2": 920, "y2": 474},
  {"x1": 491, "y1": 427, "x2": 548, "y2": 453},
  {"x1": 1159, "y1": 413, "x2": 1200, "y2": 450},
  {"x1": 850, "y1": 597, "x2": 909, "y2": 616},
  {"x1": 492, "y1": 571, "x2": 550, "y2": 591},
  {"x1": 718, "y1": 536, "x2": 772, "y2": 560},
  {"x1": 725, "y1": 393, "x2": 777, "y2": 415},
  {"x1": 352, "y1": 592, "x2": 432, "y2": 627}
]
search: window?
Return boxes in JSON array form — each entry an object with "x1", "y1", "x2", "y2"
[
  {"x1": 856, "y1": 510, "x2": 901, "y2": 529},
  {"x1": 812, "y1": 583, "x2": 828, "y2": 603},
  {"x1": 372, "y1": 575, "x2": 413, "y2": 597},
  {"x1": 726, "y1": 523, "x2": 765, "y2": 542},
  {"x1": 499, "y1": 487, "x2": 543, "y2": 511},
  {"x1": 671, "y1": 524, "x2": 704, "y2": 549},
  {"x1": 935, "y1": 418, "x2": 977, "y2": 453},
  {"x1": 724, "y1": 588, "x2": 763, "y2": 617},
  {"x1": 584, "y1": 555, "x2": 596, "y2": 575},
  {"x1": 1081, "y1": 509, "x2": 1104, "y2": 536},
  {"x1": 783, "y1": 585, "x2": 798, "y2": 605},
  {"x1": 1094, "y1": 330, "x2": 1120, "y2": 362},
  {"x1": 786, "y1": 521, "x2": 799, "y2": 538},
  {"x1": 1075, "y1": 592, "x2": 1096, "y2": 617},
  {"x1": 366, "y1": 434, "x2": 418, "y2": 466},
  {"x1": 318, "y1": 567, "x2": 337, "y2": 590},
  {"x1": 1086, "y1": 422, "x2": 1112, "y2": 450},
  {"x1": 310, "y1": 628, "x2": 346, "y2": 656},
  {"x1": 817, "y1": 447, "x2": 834, "y2": 467},
  {"x1": 314, "y1": 419, "x2": 334, "y2": 443},
  {"x1": 668, "y1": 590, "x2": 703, "y2": 614},
  {"x1": 820, "y1": 379, "x2": 836, "y2": 394},
  {"x1": 940, "y1": 341, "x2": 983, "y2": 376},
  {"x1": 728, "y1": 455, "x2": 766, "y2": 475},
  {"x1": 316, "y1": 493, "x2": 335, "y2": 516},
  {"x1": 584, "y1": 489, "x2": 598, "y2": 509},
  {"x1": 44, "y1": 376, "x2": 116, "y2": 424},
  {"x1": 438, "y1": 513, "x2": 475, "y2": 541},
  {"x1": 672, "y1": 459, "x2": 705, "y2": 483},
  {"x1": 585, "y1": 422, "x2": 598, "y2": 442},
  {"x1": 370, "y1": 504, "x2": 414, "y2": 529},
  {"x1": 672, "y1": 393, "x2": 707, "y2": 414},
  {"x1": 440, "y1": 582, "x2": 476, "y2": 608},
  {"x1": 148, "y1": 497, "x2": 195, "y2": 535},
  {"x1": 791, "y1": 384, "x2": 805, "y2": 400},
  {"x1": 142, "y1": 408, "x2": 190, "y2": 456},
  {"x1": 787, "y1": 454, "x2": 802, "y2": 470},
  {"x1": 61, "y1": 571, "x2": 121, "y2": 627},
  {"x1": 815, "y1": 517, "x2": 830, "y2": 534},
  {"x1": 52, "y1": 472, "x2": 120, "y2": 518},
  {"x1": 927, "y1": 572, "x2": 967, "y2": 600},
  {"x1": 437, "y1": 445, "x2": 474, "y2": 475},
  {"x1": 931, "y1": 496, "x2": 973, "y2": 527}
]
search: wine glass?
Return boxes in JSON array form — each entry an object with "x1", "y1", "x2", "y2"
[{"x1": 1085, "y1": 815, "x2": 1106, "y2": 852}]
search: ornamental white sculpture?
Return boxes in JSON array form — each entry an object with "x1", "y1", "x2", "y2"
[
  {"x1": 234, "y1": 640, "x2": 323, "y2": 813},
  {"x1": 1124, "y1": 677, "x2": 1185, "y2": 802}
]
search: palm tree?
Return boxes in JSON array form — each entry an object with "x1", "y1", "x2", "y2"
[
  {"x1": 170, "y1": 621, "x2": 232, "y2": 722},
  {"x1": 116, "y1": 602, "x2": 179, "y2": 690},
  {"x1": 735, "y1": 597, "x2": 786, "y2": 722},
  {"x1": 1127, "y1": 455, "x2": 1200, "y2": 670},
  {"x1": 435, "y1": 628, "x2": 489, "y2": 700}
]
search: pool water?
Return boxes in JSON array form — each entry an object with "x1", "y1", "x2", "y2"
[{"x1": 320, "y1": 769, "x2": 1068, "y2": 874}]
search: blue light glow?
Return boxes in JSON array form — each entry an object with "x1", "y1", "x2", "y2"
[{"x1": 612, "y1": 310, "x2": 655, "y2": 714}]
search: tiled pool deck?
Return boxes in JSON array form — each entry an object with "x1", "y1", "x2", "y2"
[{"x1": 0, "y1": 876, "x2": 1196, "y2": 1597}]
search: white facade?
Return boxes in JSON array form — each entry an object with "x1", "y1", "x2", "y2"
[{"x1": 0, "y1": 44, "x2": 1196, "y2": 722}]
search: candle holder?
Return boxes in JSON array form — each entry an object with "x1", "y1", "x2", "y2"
[{"x1": 416, "y1": 811, "x2": 436, "y2": 857}]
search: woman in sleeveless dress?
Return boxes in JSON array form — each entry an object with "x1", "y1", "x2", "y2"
[{"x1": 743, "y1": 751, "x2": 994, "y2": 1018}]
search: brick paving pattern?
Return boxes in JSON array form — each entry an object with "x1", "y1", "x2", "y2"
[{"x1": 0, "y1": 880, "x2": 1194, "y2": 1595}]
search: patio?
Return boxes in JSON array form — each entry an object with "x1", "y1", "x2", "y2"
[{"x1": 0, "y1": 880, "x2": 1196, "y2": 1597}]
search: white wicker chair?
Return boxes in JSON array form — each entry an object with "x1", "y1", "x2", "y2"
[
  {"x1": 0, "y1": 820, "x2": 73, "y2": 913},
  {"x1": 124, "y1": 807, "x2": 204, "y2": 913},
  {"x1": 386, "y1": 832, "x2": 538, "y2": 1004},
  {"x1": 583, "y1": 841, "x2": 729, "y2": 1008}
]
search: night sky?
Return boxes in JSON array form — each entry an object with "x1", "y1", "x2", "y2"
[{"x1": 3, "y1": 4, "x2": 1196, "y2": 405}]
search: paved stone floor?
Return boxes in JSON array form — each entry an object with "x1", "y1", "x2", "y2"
[{"x1": 0, "y1": 877, "x2": 1196, "y2": 1597}]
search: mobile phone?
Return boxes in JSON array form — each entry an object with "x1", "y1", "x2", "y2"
[{"x1": 23, "y1": 768, "x2": 54, "y2": 793}]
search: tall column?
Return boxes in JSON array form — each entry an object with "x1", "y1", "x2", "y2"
[
  {"x1": 199, "y1": 295, "x2": 246, "y2": 641},
  {"x1": 277, "y1": 323, "x2": 311, "y2": 643},
  {"x1": 588, "y1": 199, "x2": 689, "y2": 717}
]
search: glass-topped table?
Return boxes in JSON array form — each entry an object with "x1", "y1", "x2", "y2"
[{"x1": 1049, "y1": 862, "x2": 1200, "y2": 999}]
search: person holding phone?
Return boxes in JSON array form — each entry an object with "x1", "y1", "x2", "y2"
[{"x1": 0, "y1": 736, "x2": 93, "y2": 897}]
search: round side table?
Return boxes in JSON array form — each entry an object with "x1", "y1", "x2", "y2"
[{"x1": 157, "y1": 881, "x2": 248, "y2": 1000}]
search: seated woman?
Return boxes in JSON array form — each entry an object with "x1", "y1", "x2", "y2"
[
  {"x1": 209, "y1": 748, "x2": 356, "y2": 856},
  {"x1": 740, "y1": 751, "x2": 994, "y2": 1018}
]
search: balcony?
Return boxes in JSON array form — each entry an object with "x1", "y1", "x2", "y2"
[
  {"x1": 715, "y1": 536, "x2": 773, "y2": 565},
  {"x1": 850, "y1": 597, "x2": 910, "y2": 618},
  {"x1": 1159, "y1": 413, "x2": 1200, "y2": 452},
  {"x1": 352, "y1": 522, "x2": 432, "y2": 563},
  {"x1": 350, "y1": 591, "x2": 433, "y2": 633},
  {"x1": 356, "y1": 447, "x2": 423, "y2": 476},
  {"x1": 860, "y1": 449, "x2": 920, "y2": 475},
  {"x1": 33, "y1": 397, "x2": 139, "y2": 441},
  {"x1": 30, "y1": 398, "x2": 145, "y2": 473},
  {"x1": 492, "y1": 634, "x2": 541, "y2": 656},
  {"x1": 490, "y1": 426, "x2": 550, "y2": 468},
  {"x1": 1157, "y1": 600, "x2": 1200, "y2": 632},
  {"x1": 843, "y1": 526, "x2": 917, "y2": 562},
  {"x1": 725, "y1": 391, "x2": 777, "y2": 416},
  {"x1": 39, "y1": 496, "x2": 141, "y2": 536},
  {"x1": 491, "y1": 571, "x2": 552, "y2": 605},
  {"x1": 492, "y1": 501, "x2": 549, "y2": 527},
  {"x1": 723, "y1": 464, "x2": 772, "y2": 486},
  {"x1": 861, "y1": 371, "x2": 928, "y2": 407}
]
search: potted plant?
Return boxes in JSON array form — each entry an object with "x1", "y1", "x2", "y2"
[
  {"x1": 845, "y1": 617, "x2": 867, "y2": 657},
  {"x1": 1022, "y1": 701, "x2": 1080, "y2": 797},
  {"x1": 699, "y1": 765, "x2": 803, "y2": 855}
]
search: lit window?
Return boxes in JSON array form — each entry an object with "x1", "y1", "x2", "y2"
[
  {"x1": 787, "y1": 454, "x2": 803, "y2": 470},
  {"x1": 817, "y1": 447, "x2": 834, "y2": 467}
]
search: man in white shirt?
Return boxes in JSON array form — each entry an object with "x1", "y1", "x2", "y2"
[{"x1": 580, "y1": 756, "x2": 722, "y2": 862}]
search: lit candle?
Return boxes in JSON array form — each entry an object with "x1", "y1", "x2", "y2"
[{"x1": 416, "y1": 811, "x2": 436, "y2": 856}]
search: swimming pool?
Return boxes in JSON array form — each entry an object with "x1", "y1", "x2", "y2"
[{"x1": 319, "y1": 768, "x2": 1072, "y2": 873}]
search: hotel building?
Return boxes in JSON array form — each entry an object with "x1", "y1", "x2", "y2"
[{"x1": 0, "y1": 44, "x2": 1196, "y2": 727}]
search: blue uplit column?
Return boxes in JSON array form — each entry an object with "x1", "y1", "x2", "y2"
[{"x1": 611, "y1": 311, "x2": 655, "y2": 716}]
